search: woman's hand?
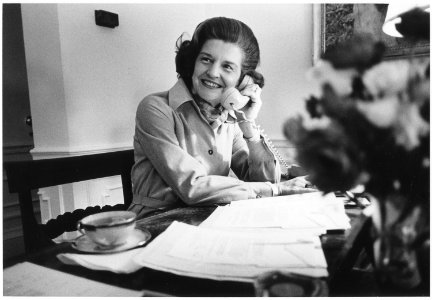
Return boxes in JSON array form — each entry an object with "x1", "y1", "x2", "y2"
[
  {"x1": 276, "y1": 176, "x2": 317, "y2": 195},
  {"x1": 235, "y1": 83, "x2": 262, "y2": 121}
]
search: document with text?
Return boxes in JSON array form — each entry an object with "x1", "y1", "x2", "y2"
[
  {"x1": 200, "y1": 192, "x2": 350, "y2": 232},
  {"x1": 134, "y1": 221, "x2": 328, "y2": 282}
]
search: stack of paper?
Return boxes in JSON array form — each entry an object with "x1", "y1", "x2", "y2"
[
  {"x1": 133, "y1": 221, "x2": 328, "y2": 282},
  {"x1": 133, "y1": 192, "x2": 350, "y2": 282},
  {"x1": 201, "y1": 192, "x2": 350, "y2": 234}
]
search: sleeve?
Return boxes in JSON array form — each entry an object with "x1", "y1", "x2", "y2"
[
  {"x1": 230, "y1": 125, "x2": 281, "y2": 183},
  {"x1": 134, "y1": 96, "x2": 271, "y2": 206}
]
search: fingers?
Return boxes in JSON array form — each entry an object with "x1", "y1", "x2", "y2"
[
  {"x1": 233, "y1": 110, "x2": 247, "y2": 120},
  {"x1": 238, "y1": 84, "x2": 262, "y2": 120},
  {"x1": 278, "y1": 178, "x2": 318, "y2": 195},
  {"x1": 286, "y1": 176, "x2": 311, "y2": 188},
  {"x1": 241, "y1": 84, "x2": 262, "y2": 102}
]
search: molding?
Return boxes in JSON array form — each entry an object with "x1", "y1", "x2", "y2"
[
  {"x1": 3, "y1": 144, "x2": 34, "y2": 154},
  {"x1": 312, "y1": 3, "x2": 323, "y2": 65},
  {"x1": 3, "y1": 193, "x2": 40, "y2": 240},
  {"x1": 58, "y1": 185, "x2": 66, "y2": 215},
  {"x1": 30, "y1": 144, "x2": 133, "y2": 157},
  {"x1": 4, "y1": 225, "x2": 25, "y2": 240},
  {"x1": 38, "y1": 190, "x2": 52, "y2": 224}
]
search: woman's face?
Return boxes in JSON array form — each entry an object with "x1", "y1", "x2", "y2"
[{"x1": 191, "y1": 39, "x2": 243, "y2": 107}]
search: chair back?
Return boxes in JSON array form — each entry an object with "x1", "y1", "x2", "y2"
[{"x1": 4, "y1": 149, "x2": 135, "y2": 253}]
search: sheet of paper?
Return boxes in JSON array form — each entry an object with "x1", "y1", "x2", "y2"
[
  {"x1": 134, "y1": 221, "x2": 328, "y2": 282},
  {"x1": 200, "y1": 192, "x2": 350, "y2": 231},
  {"x1": 167, "y1": 225, "x2": 325, "y2": 268},
  {"x1": 3, "y1": 261, "x2": 144, "y2": 296}
]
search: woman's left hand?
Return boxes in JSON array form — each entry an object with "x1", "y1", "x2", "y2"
[
  {"x1": 234, "y1": 83, "x2": 262, "y2": 121},
  {"x1": 277, "y1": 176, "x2": 318, "y2": 195}
]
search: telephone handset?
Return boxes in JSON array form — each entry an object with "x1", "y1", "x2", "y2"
[
  {"x1": 220, "y1": 75, "x2": 254, "y2": 111},
  {"x1": 219, "y1": 75, "x2": 292, "y2": 178}
]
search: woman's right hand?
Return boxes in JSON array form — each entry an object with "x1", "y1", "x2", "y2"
[{"x1": 276, "y1": 176, "x2": 318, "y2": 195}]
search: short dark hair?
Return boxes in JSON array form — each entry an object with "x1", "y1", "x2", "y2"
[{"x1": 175, "y1": 17, "x2": 264, "y2": 90}]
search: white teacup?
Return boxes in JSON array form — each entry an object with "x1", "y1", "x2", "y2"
[{"x1": 77, "y1": 211, "x2": 137, "y2": 248}]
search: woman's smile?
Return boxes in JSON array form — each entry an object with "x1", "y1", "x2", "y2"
[{"x1": 200, "y1": 79, "x2": 222, "y2": 89}]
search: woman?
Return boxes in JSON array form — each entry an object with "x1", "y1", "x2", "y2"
[{"x1": 129, "y1": 17, "x2": 314, "y2": 218}]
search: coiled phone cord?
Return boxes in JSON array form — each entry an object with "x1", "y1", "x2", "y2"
[{"x1": 259, "y1": 126, "x2": 291, "y2": 179}]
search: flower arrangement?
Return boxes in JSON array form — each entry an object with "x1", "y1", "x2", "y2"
[
  {"x1": 284, "y1": 34, "x2": 429, "y2": 202},
  {"x1": 283, "y1": 33, "x2": 430, "y2": 293}
]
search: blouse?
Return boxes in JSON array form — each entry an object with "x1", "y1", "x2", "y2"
[{"x1": 129, "y1": 79, "x2": 281, "y2": 218}]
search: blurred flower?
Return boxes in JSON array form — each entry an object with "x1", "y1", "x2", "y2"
[
  {"x1": 362, "y1": 61, "x2": 411, "y2": 97},
  {"x1": 356, "y1": 96, "x2": 400, "y2": 127},
  {"x1": 287, "y1": 18, "x2": 430, "y2": 293},
  {"x1": 286, "y1": 117, "x2": 369, "y2": 193},
  {"x1": 393, "y1": 101, "x2": 429, "y2": 150},
  {"x1": 284, "y1": 34, "x2": 430, "y2": 204},
  {"x1": 307, "y1": 60, "x2": 357, "y2": 97}
]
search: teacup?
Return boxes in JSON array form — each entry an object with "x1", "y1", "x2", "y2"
[{"x1": 77, "y1": 211, "x2": 137, "y2": 248}]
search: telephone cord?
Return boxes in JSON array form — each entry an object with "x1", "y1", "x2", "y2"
[{"x1": 258, "y1": 125, "x2": 291, "y2": 178}]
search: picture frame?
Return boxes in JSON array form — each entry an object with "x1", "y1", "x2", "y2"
[{"x1": 320, "y1": 3, "x2": 430, "y2": 60}]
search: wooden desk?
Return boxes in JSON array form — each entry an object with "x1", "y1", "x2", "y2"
[{"x1": 16, "y1": 205, "x2": 377, "y2": 297}]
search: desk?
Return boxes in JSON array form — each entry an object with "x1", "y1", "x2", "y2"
[{"x1": 21, "y1": 206, "x2": 375, "y2": 297}]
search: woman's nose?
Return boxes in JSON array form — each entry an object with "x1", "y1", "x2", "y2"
[{"x1": 206, "y1": 65, "x2": 220, "y2": 78}]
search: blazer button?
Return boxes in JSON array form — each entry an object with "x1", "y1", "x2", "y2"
[{"x1": 208, "y1": 149, "x2": 213, "y2": 155}]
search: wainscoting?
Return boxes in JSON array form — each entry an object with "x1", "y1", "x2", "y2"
[{"x1": 3, "y1": 168, "x2": 40, "y2": 264}]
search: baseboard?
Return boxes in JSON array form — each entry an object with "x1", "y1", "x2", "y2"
[{"x1": 3, "y1": 144, "x2": 34, "y2": 154}]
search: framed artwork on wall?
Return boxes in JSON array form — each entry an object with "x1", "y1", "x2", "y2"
[{"x1": 320, "y1": 3, "x2": 429, "y2": 60}]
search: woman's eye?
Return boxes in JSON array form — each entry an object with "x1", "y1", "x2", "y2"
[
  {"x1": 200, "y1": 57, "x2": 211, "y2": 63},
  {"x1": 224, "y1": 64, "x2": 233, "y2": 71}
]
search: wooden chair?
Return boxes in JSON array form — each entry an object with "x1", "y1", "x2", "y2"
[{"x1": 4, "y1": 149, "x2": 135, "y2": 254}]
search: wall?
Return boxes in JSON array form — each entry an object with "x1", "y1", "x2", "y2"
[
  {"x1": 18, "y1": 4, "x2": 315, "y2": 229},
  {"x1": 21, "y1": 3, "x2": 315, "y2": 154}
]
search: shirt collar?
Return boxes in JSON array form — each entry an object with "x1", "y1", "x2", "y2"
[
  {"x1": 168, "y1": 78, "x2": 237, "y2": 120},
  {"x1": 168, "y1": 79, "x2": 194, "y2": 111}
]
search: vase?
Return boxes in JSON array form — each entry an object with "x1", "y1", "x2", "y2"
[{"x1": 368, "y1": 194, "x2": 430, "y2": 295}]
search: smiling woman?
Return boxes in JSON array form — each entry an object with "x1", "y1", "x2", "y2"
[
  {"x1": 191, "y1": 40, "x2": 243, "y2": 107},
  {"x1": 128, "y1": 16, "x2": 315, "y2": 219}
]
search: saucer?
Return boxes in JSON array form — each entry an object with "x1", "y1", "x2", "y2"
[{"x1": 72, "y1": 228, "x2": 151, "y2": 254}]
